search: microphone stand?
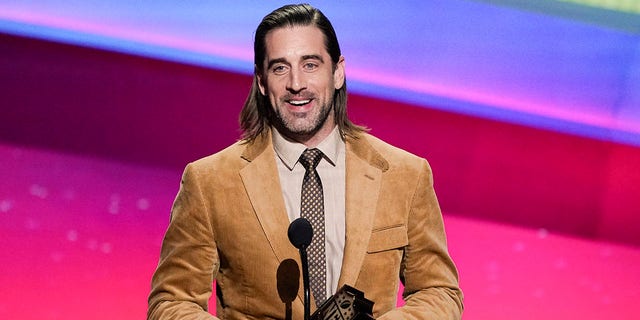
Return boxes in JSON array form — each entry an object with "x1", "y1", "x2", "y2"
[{"x1": 300, "y1": 245, "x2": 311, "y2": 320}]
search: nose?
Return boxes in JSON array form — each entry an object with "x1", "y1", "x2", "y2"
[{"x1": 286, "y1": 68, "x2": 306, "y2": 93}]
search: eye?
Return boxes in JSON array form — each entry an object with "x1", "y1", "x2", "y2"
[
  {"x1": 303, "y1": 62, "x2": 318, "y2": 71},
  {"x1": 272, "y1": 65, "x2": 288, "y2": 75}
]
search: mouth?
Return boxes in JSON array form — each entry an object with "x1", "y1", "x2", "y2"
[{"x1": 287, "y1": 99, "x2": 312, "y2": 106}]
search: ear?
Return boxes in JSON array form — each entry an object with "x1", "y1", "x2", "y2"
[
  {"x1": 256, "y1": 66, "x2": 266, "y2": 96},
  {"x1": 333, "y1": 56, "x2": 346, "y2": 90}
]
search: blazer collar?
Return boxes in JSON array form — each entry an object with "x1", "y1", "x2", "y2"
[
  {"x1": 239, "y1": 128, "x2": 300, "y2": 271},
  {"x1": 239, "y1": 130, "x2": 311, "y2": 311},
  {"x1": 240, "y1": 131, "x2": 271, "y2": 162},
  {"x1": 338, "y1": 134, "x2": 388, "y2": 288}
]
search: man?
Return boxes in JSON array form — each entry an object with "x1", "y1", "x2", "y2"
[{"x1": 148, "y1": 4, "x2": 463, "y2": 320}]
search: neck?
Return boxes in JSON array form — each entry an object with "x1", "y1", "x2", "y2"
[{"x1": 276, "y1": 124, "x2": 337, "y2": 148}]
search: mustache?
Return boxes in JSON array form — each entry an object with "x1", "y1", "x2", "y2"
[{"x1": 282, "y1": 92, "x2": 315, "y2": 101}]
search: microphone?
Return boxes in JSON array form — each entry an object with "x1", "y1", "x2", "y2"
[
  {"x1": 288, "y1": 217, "x2": 313, "y2": 249},
  {"x1": 288, "y1": 218, "x2": 313, "y2": 320}
]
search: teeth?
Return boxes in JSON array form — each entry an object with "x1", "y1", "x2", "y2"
[{"x1": 289, "y1": 100, "x2": 310, "y2": 106}]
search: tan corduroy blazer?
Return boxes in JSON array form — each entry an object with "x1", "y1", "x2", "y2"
[{"x1": 148, "y1": 129, "x2": 463, "y2": 320}]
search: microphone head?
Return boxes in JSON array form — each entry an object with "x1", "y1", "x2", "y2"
[{"x1": 288, "y1": 217, "x2": 313, "y2": 249}]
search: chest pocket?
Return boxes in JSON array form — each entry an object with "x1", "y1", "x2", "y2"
[{"x1": 367, "y1": 225, "x2": 408, "y2": 253}]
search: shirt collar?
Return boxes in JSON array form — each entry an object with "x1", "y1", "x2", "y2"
[{"x1": 272, "y1": 126, "x2": 342, "y2": 171}]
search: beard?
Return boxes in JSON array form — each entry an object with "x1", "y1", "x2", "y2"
[{"x1": 269, "y1": 96, "x2": 334, "y2": 141}]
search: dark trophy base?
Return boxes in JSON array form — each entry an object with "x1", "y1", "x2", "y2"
[{"x1": 310, "y1": 285, "x2": 374, "y2": 320}]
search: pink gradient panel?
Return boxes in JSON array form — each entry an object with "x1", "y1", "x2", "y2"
[
  {"x1": 2, "y1": 144, "x2": 639, "y2": 319},
  {"x1": 0, "y1": 144, "x2": 176, "y2": 319}
]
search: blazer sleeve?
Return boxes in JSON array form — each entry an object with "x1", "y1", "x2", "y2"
[
  {"x1": 147, "y1": 164, "x2": 219, "y2": 320},
  {"x1": 379, "y1": 160, "x2": 463, "y2": 320}
]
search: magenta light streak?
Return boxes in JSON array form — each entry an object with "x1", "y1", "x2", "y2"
[
  {"x1": 0, "y1": 9, "x2": 253, "y2": 62},
  {"x1": 348, "y1": 67, "x2": 634, "y2": 135}
]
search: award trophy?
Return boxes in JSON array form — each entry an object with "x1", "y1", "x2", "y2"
[{"x1": 310, "y1": 285, "x2": 374, "y2": 320}]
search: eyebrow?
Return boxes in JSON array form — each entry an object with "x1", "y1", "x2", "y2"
[
  {"x1": 266, "y1": 54, "x2": 325, "y2": 70},
  {"x1": 302, "y1": 54, "x2": 324, "y2": 63},
  {"x1": 266, "y1": 58, "x2": 288, "y2": 70}
]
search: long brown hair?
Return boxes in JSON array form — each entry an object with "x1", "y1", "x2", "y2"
[{"x1": 239, "y1": 4, "x2": 367, "y2": 142}]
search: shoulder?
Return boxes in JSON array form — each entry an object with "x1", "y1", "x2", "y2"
[
  {"x1": 184, "y1": 140, "x2": 250, "y2": 178},
  {"x1": 192, "y1": 140, "x2": 245, "y2": 164},
  {"x1": 350, "y1": 133, "x2": 429, "y2": 172}
]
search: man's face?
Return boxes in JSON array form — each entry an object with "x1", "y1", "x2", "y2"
[{"x1": 258, "y1": 25, "x2": 345, "y2": 145}]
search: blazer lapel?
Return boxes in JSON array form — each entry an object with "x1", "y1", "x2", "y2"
[
  {"x1": 238, "y1": 131, "x2": 306, "y2": 312},
  {"x1": 239, "y1": 132, "x2": 299, "y2": 264},
  {"x1": 338, "y1": 135, "x2": 388, "y2": 287}
]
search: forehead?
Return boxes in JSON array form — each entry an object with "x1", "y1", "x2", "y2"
[{"x1": 263, "y1": 25, "x2": 328, "y2": 60}]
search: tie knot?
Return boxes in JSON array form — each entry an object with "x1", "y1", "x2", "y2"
[{"x1": 299, "y1": 148, "x2": 323, "y2": 170}]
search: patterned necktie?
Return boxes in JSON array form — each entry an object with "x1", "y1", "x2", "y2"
[{"x1": 299, "y1": 148, "x2": 327, "y2": 307}]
